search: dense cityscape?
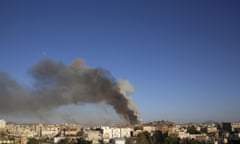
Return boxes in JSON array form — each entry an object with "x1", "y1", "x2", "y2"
[{"x1": 0, "y1": 119, "x2": 240, "y2": 144}]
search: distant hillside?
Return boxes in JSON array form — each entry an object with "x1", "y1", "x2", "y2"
[
  {"x1": 144, "y1": 120, "x2": 176, "y2": 127},
  {"x1": 202, "y1": 120, "x2": 219, "y2": 124}
]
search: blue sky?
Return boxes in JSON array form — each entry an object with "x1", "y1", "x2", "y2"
[{"x1": 0, "y1": 0, "x2": 240, "y2": 123}]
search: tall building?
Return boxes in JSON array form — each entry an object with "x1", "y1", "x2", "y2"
[
  {"x1": 222, "y1": 122, "x2": 232, "y2": 132},
  {"x1": 0, "y1": 119, "x2": 6, "y2": 128}
]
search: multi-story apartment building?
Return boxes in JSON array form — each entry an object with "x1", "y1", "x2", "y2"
[{"x1": 0, "y1": 119, "x2": 6, "y2": 129}]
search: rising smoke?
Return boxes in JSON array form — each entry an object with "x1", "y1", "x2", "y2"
[{"x1": 0, "y1": 59, "x2": 140, "y2": 125}]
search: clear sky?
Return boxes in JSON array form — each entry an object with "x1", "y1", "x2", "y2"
[{"x1": 0, "y1": 0, "x2": 240, "y2": 123}]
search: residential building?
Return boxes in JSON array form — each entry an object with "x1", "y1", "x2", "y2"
[{"x1": 0, "y1": 119, "x2": 6, "y2": 129}]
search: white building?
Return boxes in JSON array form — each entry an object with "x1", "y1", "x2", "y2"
[
  {"x1": 53, "y1": 137, "x2": 66, "y2": 144},
  {"x1": 101, "y1": 126, "x2": 132, "y2": 143},
  {"x1": 178, "y1": 131, "x2": 189, "y2": 139},
  {"x1": 0, "y1": 140, "x2": 14, "y2": 144},
  {"x1": 101, "y1": 126, "x2": 132, "y2": 139},
  {"x1": 0, "y1": 119, "x2": 6, "y2": 129},
  {"x1": 41, "y1": 127, "x2": 59, "y2": 137},
  {"x1": 112, "y1": 138, "x2": 125, "y2": 144}
]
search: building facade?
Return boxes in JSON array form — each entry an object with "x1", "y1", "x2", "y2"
[{"x1": 0, "y1": 119, "x2": 6, "y2": 129}]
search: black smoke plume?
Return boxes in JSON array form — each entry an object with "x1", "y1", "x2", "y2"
[{"x1": 0, "y1": 59, "x2": 140, "y2": 125}]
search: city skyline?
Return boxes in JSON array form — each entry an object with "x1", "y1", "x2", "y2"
[{"x1": 0, "y1": 0, "x2": 240, "y2": 124}]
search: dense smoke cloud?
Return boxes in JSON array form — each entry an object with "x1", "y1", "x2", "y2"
[{"x1": 0, "y1": 59, "x2": 140, "y2": 125}]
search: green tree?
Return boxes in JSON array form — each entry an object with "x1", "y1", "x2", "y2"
[
  {"x1": 126, "y1": 137, "x2": 137, "y2": 144},
  {"x1": 152, "y1": 130, "x2": 164, "y2": 144},
  {"x1": 137, "y1": 132, "x2": 153, "y2": 144},
  {"x1": 0, "y1": 131, "x2": 7, "y2": 138},
  {"x1": 164, "y1": 136, "x2": 180, "y2": 144},
  {"x1": 27, "y1": 138, "x2": 39, "y2": 144},
  {"x1": 187, "y1": 126, "x2": 200, "y2": 134},
  {"x1": 77, "y1": 138, "x2": 92, "y2": 144},
  {"x1": 180, "y1": 138, "x2": 206, "y2": 144}
]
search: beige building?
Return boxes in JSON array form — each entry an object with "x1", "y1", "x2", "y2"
[
  {"x1": 232, "y1": 122, "x2": 240, "y2": 130},
  {"x1": 143, "y1": 126, "x2": 156, "y2": 133},
  {"x1": 207, "y1": 126, "x2": 218, "y2": 133},
  {"x1": 85, "y1": 130, "x2": 101, "y2": 144},
  {"x1": 0, "y1": 119, "x2": 6, "y2": 129}
]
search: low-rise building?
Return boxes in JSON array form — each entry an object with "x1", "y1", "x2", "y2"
[
  {"x1": 143, "y1": 126, "x2": 155, "y2": 133},
  {"x1": 53, "y1": 137, "x2": 66, "y2": 144},
  {"x1": 85, "y1": 130, "x2": 101, "y2": 144},
  {"x1": 178, "y1": 131, "x2": 189, "y2": 139},
  {"x1": 41, "y1": 127, "x2": 59, "y2": 137},
  {"x1": 207, "y1": 126, "x2": 218, "y2": 133},
  {"x1": 101, "y1": 126, "x2": 132, "y2": 139},
  {"x1": 112, "y1": 138, "x2": 125, "y2": 144},
  {"x1": 0, "y1": 139, "x2": 14, "y2": 144}
]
